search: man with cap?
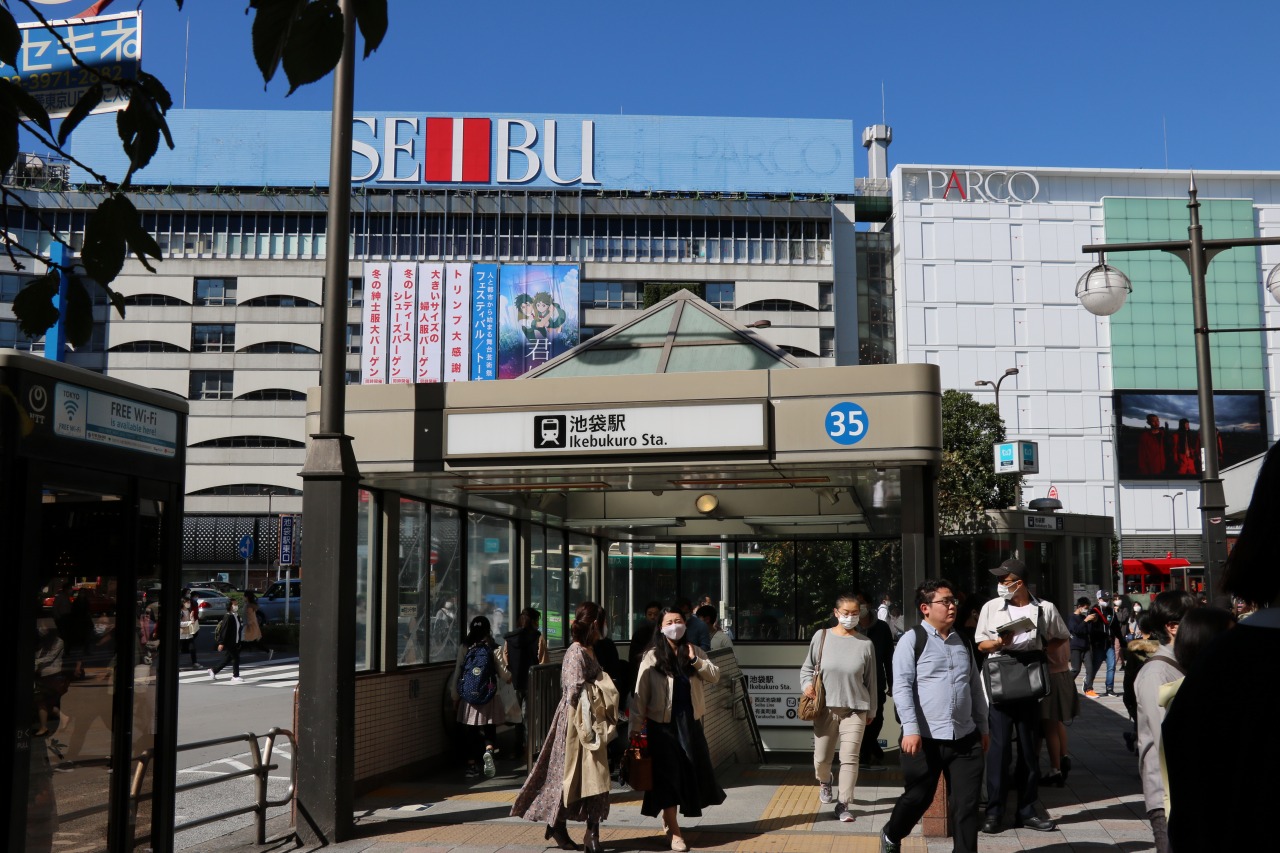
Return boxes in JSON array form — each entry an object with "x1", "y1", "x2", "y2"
[{"x1": 974, "y1": 558, "x2": 1069, "y2": 834}]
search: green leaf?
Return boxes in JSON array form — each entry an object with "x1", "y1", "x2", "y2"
[
  {"x1": 251, "y1": 0, "x2": 308, "y2": 87},
  {"x1": 354, "y1": 0, "x2": 387, "y2": 58},
  {"x1": 82, "y1": 196, "x2": 130, "y2": 285},
  {"x1": 2, "y1": 78, "x2": 52, "y2": 135},
  {"x1": 0, "y1": 97, "x2": 18, "y2": 176},
  {"x1": 107, "y1": 287, "x2": 127, "y2": 319},
  {"x1": 57, "y1": 81, "x2": 104, "y2": 146},
  {"x1": 116, "y1": 97, "x2": 162, "y2": 174},
  {"x1": 0, "y1": 6, "x2": 21, "y2": 69},
  {"x1": 119, "y1": 195, "x2": 162, "y2": 270},
  {"x1": 64, "y1": 276, "x2": 94, "y2": 347},
  {"x1": 11, "y1": 271, "x2": 61, "y2": 339},
  {"x1": 282, "y1": 0, "x2": 344, "y2": 95}
]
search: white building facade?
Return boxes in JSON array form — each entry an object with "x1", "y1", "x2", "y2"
[{"x1": 891, "y1": 165, "x2": 1280, "y2": 563}]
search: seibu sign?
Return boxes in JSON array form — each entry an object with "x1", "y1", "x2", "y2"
[
  {"x1": 352, "y1": 116, "x2": 598, "y2": 186},
  {"x1": 926, "y1": 169, "x2": 1040, "y2": 203}
]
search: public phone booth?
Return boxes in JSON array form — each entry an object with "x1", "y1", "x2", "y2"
[{"x1": 1, "y1": 352, "x2": 187, "y2": 853}]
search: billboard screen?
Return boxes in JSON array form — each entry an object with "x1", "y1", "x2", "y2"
[
  {"x1": 497, "y1": 265, "x2": 580, "y2": 379},
  {"x1": 1114, "y1": 390, "x2": 1268, "y2": 481}
]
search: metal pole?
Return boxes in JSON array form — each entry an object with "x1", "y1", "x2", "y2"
[
  {"x1": 1186, "y1": 181, "x2": 1228, "y2": 600},
  {"x1": 296, "y1": 0, "x2": 360, "y2": 843}
]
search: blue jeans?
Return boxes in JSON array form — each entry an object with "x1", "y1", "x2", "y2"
[{"x1": 1104, "y1": 645, "x2": 1116, "y2": 692}]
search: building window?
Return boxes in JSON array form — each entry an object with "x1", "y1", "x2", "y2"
[
  {"x1": 238, "y1": 341, "x2": 319, "y2": 354},
  {"x1": 705, "y1": 282, "x2": 735, "y2": 309},
  {"x1": 189, "y1": 435, "x2": 305, "y2": 449},
  {"x1": 192, "y1": 324, "x2": 235, "y2": 352},
  {"x1": 238, "y1": 295, "x2": 320, "y2": 308},
  {"x1": 346, "y1": 324, "x2": 362, "y2": 353},
  {"x1": 236, "y1": 388, "x2": 306, "y2": 401},
  {"x1": 109, "y1": 340, "x2": 187, "y2": 353},
  {"x1": 348, "y1": 277, "x2": 363, "y2": 307},
  {"x1": 345, "y1": 370, "x2": 361, "y2": 385},
  {"x1": 194, "y1": 277, "x2": 237, "y2": 305},
  {"x1": 188, "y1": 484, "x2": 303, "y2": 497},
  {"x1": 0, "y1": 319, "x2": 40, "y2": 350},
  {"x1": 581, "y1": 281, "x2": 643, "y2": 310},
  {"x1": 189, "y1": 370, "x2": 233, "y2": 400},
  {"x1": 122, "y1": 293, "x2": 189, "y2": 307}
]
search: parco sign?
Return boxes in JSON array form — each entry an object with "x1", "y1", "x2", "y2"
[{"x1": 927, "y1": 169, "x2": 1041, "y2": 203}]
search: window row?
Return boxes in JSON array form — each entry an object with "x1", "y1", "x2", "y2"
[{"x1": 188, "y1": 435, "x2": 305, "y2": 449}]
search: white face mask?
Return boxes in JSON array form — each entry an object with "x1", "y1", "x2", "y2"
[
  {"x1": 661, "y1": 623, "x2": 686, "y2": 641},
  {"x1": 997, "y1": 582, "x2": 1017, "y2": 600},
  {"x1": 837, "y1": 615, "x2": 858, "y2": 630}
]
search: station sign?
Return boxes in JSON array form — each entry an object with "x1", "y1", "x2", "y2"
[
  {"x1": 1026, "y1": 514, "x2": 1064, "y2": 531},
  {"x1": 444, "y1": 402, "x2": 767, "y2": 459},
  {"x1": 742, "y1": 667, "x2": 808, "y2": 727},
  {"x1": 993, "y1": 440, "x2": 1038, "y2": 474}
]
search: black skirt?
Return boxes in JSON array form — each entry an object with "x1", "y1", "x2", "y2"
[{"x1": 641, "y1": 709, "x2": 726, "y2": 818}]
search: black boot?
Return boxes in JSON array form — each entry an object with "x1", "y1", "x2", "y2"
[
  {"x1": 583, "y1": 820, "x2": 602, "y2": 853},
  {"x1": 546, "y1": 822, "x2": 583, "y2": 851}
]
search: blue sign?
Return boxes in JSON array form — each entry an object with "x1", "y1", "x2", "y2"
[
  {"x1": 471, "y1": 265, "x2": 498, "y2": 380},
  {"x1": 825, "y1": 402, "x2": 869, "y2": 446},
  {"x1": 238, "y1": 534, "x2": 254, "y2": 560},
  {"x1": 0, "y1": 12, "x2": 141, "y2": 119},
  {"x1": 999, "y1": 444, "x2": 1015, "y2": 463},
  {"x1": 279, "y1": 515, "x2": 295, "y2": 566},
  {"x1": 72, "y1": 110, "x2": 856, "y2": 194}
]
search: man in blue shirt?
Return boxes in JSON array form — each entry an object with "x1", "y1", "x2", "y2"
[{"x1": 881, "y1": 579, "x2": 988, "y2": 853}]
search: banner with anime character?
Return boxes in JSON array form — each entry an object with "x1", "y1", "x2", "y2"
[{"x1": 497, "y1": 265, "x2": 580, "y2": 379}]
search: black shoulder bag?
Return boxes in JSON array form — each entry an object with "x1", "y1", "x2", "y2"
[{"x1": 982, "y1": 604, "x2": 1050, "y2": 705}]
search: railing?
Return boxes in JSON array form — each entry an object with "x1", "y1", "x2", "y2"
[
  {"x1": 735, "y1": 674, "x2": 766, "y2": 763},
  {"x1": 131, "y1": 727, "x2": 296, "y2": 846},
  {"x1": 525, "y1": 660, "x2": 563, "y2": 766}
]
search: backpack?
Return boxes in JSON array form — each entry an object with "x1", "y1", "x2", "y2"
[{"x1": 458, "y1": 642, "x2": 497, "y2": 706}]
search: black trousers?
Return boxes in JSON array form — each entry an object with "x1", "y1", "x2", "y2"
[
  {"x1": 211, "y1": 643, "x2": 240, "y2": 677},
  {"x1": 860, "y1": 690, "x2": 887, "y2": 762},
  {"x1": 884, "y1": 730, "x2": 983, "y2": 852},
  {"x1": 985, "y1": 698, "x2": 1042, "y2": 821}
]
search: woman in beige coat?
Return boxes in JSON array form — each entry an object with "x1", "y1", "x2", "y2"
[
  {"x1": 632, "y1": 607, "x2": 726, "y2": 852},
  {"x1": 512, "y1": 602, "x2": 618, "y2": 853}
]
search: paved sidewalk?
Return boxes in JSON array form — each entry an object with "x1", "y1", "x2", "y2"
[{"x1": 203, "y1": 684, "x2": 1153, "y2": 853}]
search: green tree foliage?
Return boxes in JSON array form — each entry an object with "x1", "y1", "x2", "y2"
[
  {"x1": 0, "y1": 0, "x2": 387, "y2": 344},
  {"x1": 939, "y1": 388, "x2": 1021, "y2": 534}
]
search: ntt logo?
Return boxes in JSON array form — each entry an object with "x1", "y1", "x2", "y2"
[{"x1": 352, "y1": 117, "x2": 599, "y2": 187}]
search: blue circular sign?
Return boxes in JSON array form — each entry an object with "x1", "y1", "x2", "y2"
[
  {"x1": 238, "y1": 534, "x2": 255, "y2": 559},
  {"x1": 825, "y1": 402, "x2": 869, "y2": 446}
]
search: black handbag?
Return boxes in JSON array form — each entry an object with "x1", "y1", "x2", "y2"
[{"x1": 982, "y1": 605, "x2": 1050, "y2": 705}]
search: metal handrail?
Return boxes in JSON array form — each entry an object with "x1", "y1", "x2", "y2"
[{"x1": 130, "y1": 727, "x2": 296, "y2": 845}]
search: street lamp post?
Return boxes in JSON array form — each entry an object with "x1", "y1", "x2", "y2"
[
  {"x1": 1163, "y1": 492, "x2": 1184, "y2": 558},
  {"x1": 974, "y1": 366, "x2": 1020, "y2": 419},
  {"x1": 1076, "y1": 175, "x2": 1280, "y2": 600}
]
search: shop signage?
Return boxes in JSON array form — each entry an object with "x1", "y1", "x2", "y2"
[
  {"x1": 445, "y1": 402, "x2": 767, "y2": 457},
  {"x1": 0, "y1": 12, "x2": 141, "y2": 119},
  {"x1": 742, "y1": 667, "x2": 808, "y2": 727},
  {"x1": 926, "y1": 169, "x2": 1040, "y2": 203},
  {"x1": 52, "y1": 381, "x2": 178, "y2": 457}
]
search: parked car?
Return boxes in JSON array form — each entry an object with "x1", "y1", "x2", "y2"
[
  {"x1": 192, "y1": 579, "x2": 237, "y2": 595},
  {"x1": 256, "y1": 579, "x2": 301, "y2": 623},
  {"x1": 188, "y1": 588, "x2": 230, "y2": 624}
]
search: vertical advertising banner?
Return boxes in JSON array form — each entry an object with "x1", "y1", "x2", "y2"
[
  {"x1": 360, "y1": 263, "x2": 389, "y2": 384},
  {"x1": 443, "y1": 263, "x2": 472, "y2": 382},
  {"x1": 416, "y1": 262, "x2": 445, "y2": 383},
  {"x1": 471, "y1": 264, "x2": 499, "y2": 380},
  {"x1": 388, "y1": 262, "x2": 417, "y2": 384},
  {"x1": 497, "y1": 264, "x2": 580, "y2": 379}
]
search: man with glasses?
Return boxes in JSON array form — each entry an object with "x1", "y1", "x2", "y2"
[
  {"x1": 880, "y1": 580, "x2": 987, "y2": 853},
  {"x1": 974, "y1": 558, "x2": 1069, "y2": 834}
]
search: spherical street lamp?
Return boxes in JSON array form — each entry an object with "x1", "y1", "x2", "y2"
[{"x1": 1075, "y1": 262, "x2": 1132, "y2": 316}]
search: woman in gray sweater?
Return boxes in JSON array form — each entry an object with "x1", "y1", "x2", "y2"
[{"x1": 799, "y1": 593, "x2": 879, "y2": 823}]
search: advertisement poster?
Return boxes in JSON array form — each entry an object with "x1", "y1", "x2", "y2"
[
  {"x1": 388, "y1": 262, "x2": 417, "y2": 384},
  {"x1": 416, "y1": 263, "x2": 444, "y2": 383},
  {"x1": 471, "y1": 264, "x2": 498, "y2": 380},
  {"x1": 360, "y1": 263, "x2": 389, "y2": 384},
  {"x1": 1114, "y1": 390, "x2": 1268, "y2": 480},
  {"x1": 497, "y1": 264, "x2": 580, "y2": 379},
  {"x1": 443, "y1": 263, "x2": 472, "y2": 382},
  {"x1": 742, "y1": 667, "x2": 807, "y2": 727}
]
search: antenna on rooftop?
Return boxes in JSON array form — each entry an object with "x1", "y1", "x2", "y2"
[{"x1": 881, "y1": 82, "x2": 886, "y2": 124}]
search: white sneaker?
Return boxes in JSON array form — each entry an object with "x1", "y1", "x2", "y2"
[
  {"x1": 229, "y1": 677, "x2": 245, "y2": 684},
  {"x1": 207, "y1": 669, "x2": 217, "y2": 681},
  {"x1": 818, "y1": 777, "x2": 835, "y2": 804},
  {"x1": 482, "y1": 749, "x2": 496, "y2": 778},
  {"x1": 835, "y1": 802, "x2": 855, "y2": 823}
]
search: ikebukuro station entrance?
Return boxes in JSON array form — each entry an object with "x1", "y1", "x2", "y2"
[{"x1": 326, "y1": 354, "x2": 950, "y2": 780}]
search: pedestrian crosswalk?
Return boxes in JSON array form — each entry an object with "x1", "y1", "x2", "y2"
[{"x1": 178, "y1": 657, "x2": 299, "y2": 689}]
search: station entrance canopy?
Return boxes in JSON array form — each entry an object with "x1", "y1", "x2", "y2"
[{"x1": 315, "y1": 293, "x2": 942, "y2": 543}]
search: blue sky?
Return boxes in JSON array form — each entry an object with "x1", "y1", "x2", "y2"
[{"x1": 17, "y1": 0, "x2": 1280, "y2": 175}]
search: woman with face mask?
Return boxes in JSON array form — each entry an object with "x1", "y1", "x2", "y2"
[
  {"x1": 799, "y1": 594, "x2": 878, "y2": 823},
  {"x1": 631, "y1": 606, "x2": 725, "y2": 851}
]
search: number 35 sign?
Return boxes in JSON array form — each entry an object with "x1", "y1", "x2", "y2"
[{"x1": 825, "y1": 402, "x2": 869, "y2": 446}]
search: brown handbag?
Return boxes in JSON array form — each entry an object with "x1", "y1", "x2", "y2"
[
  {"x1": 622, "y1": 736, "x2": 653, "y2": 791},
  {"x1": 797, "y1": 629, "x2": 827, "y2": 722}
]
